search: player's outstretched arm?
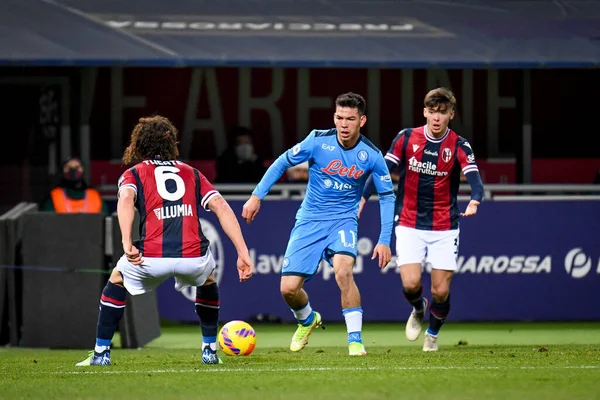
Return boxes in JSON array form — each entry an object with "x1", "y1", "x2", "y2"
[
  {"x1": 208, "y1": 195, "x2": 253, "y2": 282},
  {"x1": 245, "y1": 132, "x2": 315, "y2": 223},
  {"x1": 117, "y1": 188, "x2": 143, "y2": 265}
]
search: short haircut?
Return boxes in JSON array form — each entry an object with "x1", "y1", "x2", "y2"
[
  {"x1": 335, "y1": 92, "x2": 367, "y2": 115},
  {"x1": 424, "y1": 87, "x2": 457, "y2": 111}
]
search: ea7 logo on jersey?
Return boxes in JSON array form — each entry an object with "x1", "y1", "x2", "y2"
[
  {"x1": 321, "y1": 144, "x2": 335, "y2": 151},
  {"x1": 321, "y1": 160, "x2": 365, "y2": 179}
]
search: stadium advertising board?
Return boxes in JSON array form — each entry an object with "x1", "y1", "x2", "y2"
[{"x1": 156, "y1": 200, "x2": 600, "y2": 322}]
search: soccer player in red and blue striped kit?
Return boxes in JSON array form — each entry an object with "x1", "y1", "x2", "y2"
[
  {"x1": 76, "y1": 116, "x2": 253, "y2": 366},
  {"x1": 361, "y1": 88, "x2": 484, "y2": 351}
]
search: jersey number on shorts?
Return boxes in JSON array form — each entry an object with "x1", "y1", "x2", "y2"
[
  {"x1": 154, "y1": 166, "x2": 186, "y2": 201},
  {"x1": 338, "y1": 230, "x2": 357, "y2": 248}
]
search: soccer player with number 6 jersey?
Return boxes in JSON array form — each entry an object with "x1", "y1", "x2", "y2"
[
  {"x1": 76, "y1": 116, "x2": 253, "y2": 367},
  {"x1": 362, "y1": 88, "x2": 484, "y2": 352}
]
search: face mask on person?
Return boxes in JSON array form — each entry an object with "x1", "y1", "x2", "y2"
[
  {"x1": 235, "y1": 143, "x2": 254, "y2": 161},
  {"x1": 64, "y1": 167, "x2": 83, "y2": 181}
]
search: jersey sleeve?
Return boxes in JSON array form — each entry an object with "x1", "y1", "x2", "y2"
[
  {"x1": 384, "y1": 129, "x2": 408, "y2": 167},
  {"x1": 198, "y1": 171, "x2": 221, "y2": 211},
  {"x1": 285, "y1": 130, "x2": 316, "y2": 166},
  {"x1": 371, "y1": 153, "x2": 396, "y2": 246},
  {"x1": 456, "y1": 138, "x2": 478, "y2": 175},
  {"x1": 456, "y1": 138, "x2": 484, "y2": 202},
  {"x1": 371, "y1": 153, "x2": 395, "y2": 197},
  {"x1": 117, "y1": 168, "x2": 137, "y2": 199}
]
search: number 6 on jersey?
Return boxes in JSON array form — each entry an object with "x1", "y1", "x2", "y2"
[{"x1": 155, "y1": 166, "x2": 186, "y2": 201}]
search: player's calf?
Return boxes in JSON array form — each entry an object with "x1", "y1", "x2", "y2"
[
  {"x1": 403, "y1": 285, "x2": 427, "y2": 341},
  {"x1": 195, "y1": 283, "x2": 220, "y2": 358},
  {"x1": 75, "y1": 279, "x2": 126, "y2": 366},
  {"x1": 424, "y1": 293, "x2": 450, "y2": 350},
  {"x1": 333, "y1": 254, "x2": 366, "y2": 352}
]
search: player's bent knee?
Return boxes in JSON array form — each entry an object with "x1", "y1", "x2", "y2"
[
  {"x1": 280, "y1": 276, "x2": 303, "y2": 299},
  {"x1": 430, "y1": 284, "x2": 449, "y2": 302},
  {"x1": 399, "y1": 263, "x2": 422, "y2": 292},
  {"x1": 333, "y1": 266, "x2": 354, "y2": 286},
  {"x1": 109, "y1": 268, "x2": 124, "y2": 286},
  {"x1": 202, "y1": 272, "x2": 216, "y2": 286},
  {"x1": 400, "y1": 274, "x2": 421, "y2": 293},
  {"x1": 332, "y1": 255, "x2": 355, "y2": 280}
]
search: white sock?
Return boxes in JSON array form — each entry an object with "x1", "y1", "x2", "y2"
[
  {"x1": 94, "y1": 345, "x2": 110, "y2": 353},
  {"x1": 292, "y1": 302, "x2": 313, "y2": 324},
  {"x1": 343, "y1": 307, "x2": 363, "y2": 334},
  {"x1": 203, "y1": 342, "x2": 217, "y2": 351}
]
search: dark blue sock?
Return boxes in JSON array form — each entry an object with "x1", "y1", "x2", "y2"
[
  {"x1": 427, "y1": 294, "x2": 451, "y2": 336},
  {"x1": 96, "y1": 281, "x2": 127, "y2": 351},
  {"x1": 195, "y1": 283, "x2": 220, "y2": 344},
  {"x1": 403, "y1": 285, "x2": 425, "y2": 312}
]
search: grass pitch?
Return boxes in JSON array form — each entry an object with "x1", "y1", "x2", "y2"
[{"x1": 1, "y1": 322, "x2": 599, "y2": 400}]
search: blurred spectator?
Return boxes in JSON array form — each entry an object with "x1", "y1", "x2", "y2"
[
  {"x1": 215, "y1": 126, "x2": 266, "y2": 183},
  {"x1": 41, "y1": 157, "x2": 108, "y2": 214},
  {"x1": 287, "y1": 161, "x2": 309, "y2": 183}
]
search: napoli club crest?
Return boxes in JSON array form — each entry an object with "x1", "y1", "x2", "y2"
[{"x1": 357, "y1": 150, "x2": 368, "y2": 162}]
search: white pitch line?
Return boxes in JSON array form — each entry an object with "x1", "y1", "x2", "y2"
[{"x1": 14, "y1": 365, "x2": 600, "y2": 375}]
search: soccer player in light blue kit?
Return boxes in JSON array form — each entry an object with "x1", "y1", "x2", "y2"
[{"x1": 242, "y1": 93, "x2": 395, "y2": 356}]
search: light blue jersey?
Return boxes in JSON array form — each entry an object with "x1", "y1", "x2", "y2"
[{"x1": 253, "y1": 128, "x2": 395, "y2": 246}]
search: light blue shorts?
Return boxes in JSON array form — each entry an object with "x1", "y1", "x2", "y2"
[{"x1": 282, "y1": 218, "x2": 358, "y2": 279}]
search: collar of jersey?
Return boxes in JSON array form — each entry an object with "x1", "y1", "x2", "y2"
[
  {"x1": 336, "y1": 133, "x2": 362, "y2": 151},
  {"x1": 423, "y1": 125, "x2": 449, "y2": 143}
]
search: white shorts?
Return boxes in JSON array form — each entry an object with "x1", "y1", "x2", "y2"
[
  {"x1": 395, "y1": 225, "x2": 460, "y2": 271},
  {"x1": 116, "y1": 249, "x2": 216, "y2": 295}
]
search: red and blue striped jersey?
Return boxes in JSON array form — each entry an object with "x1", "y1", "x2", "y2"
[
  {"x1": 385, "y1": 126, "x2": 479, "y2": 231},
  {"x1": 118, "y1": 160, "x2": 220, "y2": 258}
]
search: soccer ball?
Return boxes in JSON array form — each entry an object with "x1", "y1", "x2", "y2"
[{"x1": 218, "y1": 320, "x2": 257, "y2": 356}]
